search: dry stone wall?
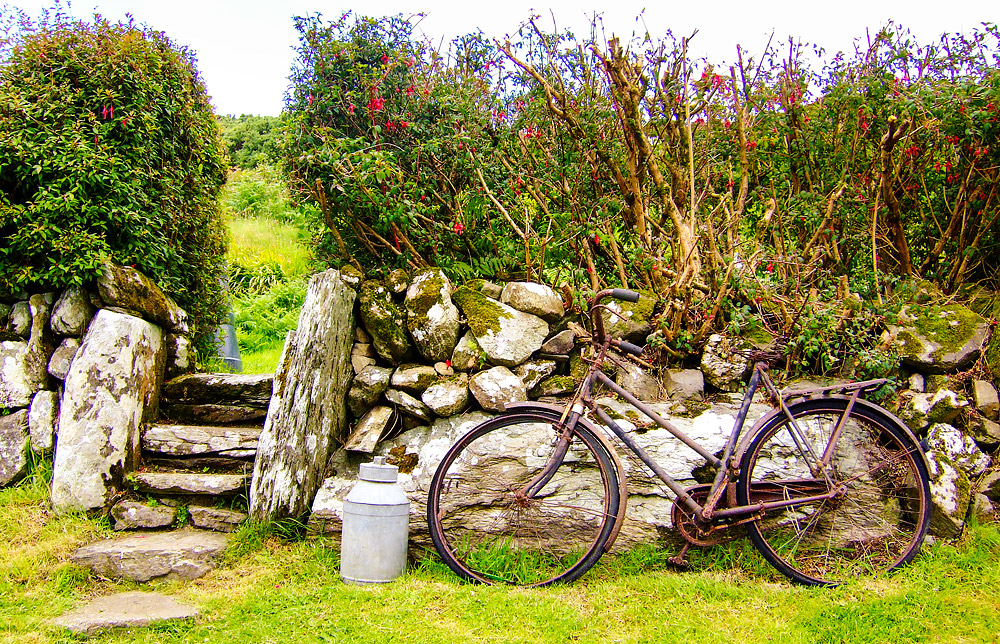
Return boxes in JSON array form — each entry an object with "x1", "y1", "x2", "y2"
[{"x1": 0, "y1": 264, "x2": 193, "y2": 512}]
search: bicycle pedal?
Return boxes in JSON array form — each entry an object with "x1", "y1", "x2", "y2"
[{"x1": 668, "y1": 553, "x2": 691, "y2": 569}]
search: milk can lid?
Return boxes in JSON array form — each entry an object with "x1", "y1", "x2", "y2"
[{"x1": 359, "y1": 456, "x2": 399, "y2": 482}]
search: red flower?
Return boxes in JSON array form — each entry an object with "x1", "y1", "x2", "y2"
[
  {"x1": 307, "y1": 94, "x2": 313, "y2": 106},
  {"x1": 453, "y1": 221, "x2": 465, "y2": 235},
  {"x1": 766, "y1": 262, "x2": 774, "y2": 273},
  {"x1": 348, "y1": 104, "x2": 355, "y2": 115},
  {"x1": 381, "y1": 54, "x2": 389, "y2": 64},
  {"x1": 593, "y1": 234, "x2": 600, "y2": 245}
]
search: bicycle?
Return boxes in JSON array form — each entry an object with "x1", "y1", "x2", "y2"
[{"x1": 426, "y1": 288, "x2": 932, "y2": 587}]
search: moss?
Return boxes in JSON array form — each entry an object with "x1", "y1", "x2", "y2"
[
  {"x1": 744, "y1": 325, "x2": 775, "y2": 349},
  {"x1": 452, "y1": 286, "x2": 512, "y2": 337},
  {"x1": 538, "y1": 375, "x2": 576, "y2": 396},
  {"x1": 985, "y1": 332, "x2": 1000, "y2": 380},
  {"x1": 405, "y1": 268, "x2": 448, "y2": 332},
  {"x1": 676, "y1": 400, "x2": 710, "y2": 418},
  {"x1": 358, "y1": 280, "x2": 410, "y2": 362},
  {"x1": 911, "y1": 305, "x2": 985, "y2": 359}
]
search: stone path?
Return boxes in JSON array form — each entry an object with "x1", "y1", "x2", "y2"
[
  {"x1": 51, "y1": 591, "x2": 198, "y2": 635},
  {"x1": 70, "y1": 528, "x2": 229, "y2": 582}
]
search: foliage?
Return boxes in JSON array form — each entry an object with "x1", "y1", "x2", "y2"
[
  {"x1": 232, "y1": 277, "x2": 306, "y2": 354},
  {"x1": 0, "y1": 8, "x2": 229, "y2": 342},
  {"x1": 282, "y1": 13, "x2": 998, "y2": 372},
  {"x1": 218, "y1": 114, "x2": 284, "y2": 170}
]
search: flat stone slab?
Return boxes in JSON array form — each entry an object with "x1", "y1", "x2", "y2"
[
  {"x1": 143, "y1": 423, "x2": 261, "y2": 456},
  {"x1": 133, "y1": 472, "x2": 249, "y2": 496},
  {"x1": 70, "y1": 529, "x2": 229, "y2": 582},
  {"x1": 51, "y1": 591, "x2": 198, "y2": 635}
]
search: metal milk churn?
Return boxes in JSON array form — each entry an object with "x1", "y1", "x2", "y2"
[{"x1": 340, "y1": 456, "x2": 410, "y2": 584}]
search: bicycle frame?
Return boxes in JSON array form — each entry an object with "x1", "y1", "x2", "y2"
[{"x1": 553, "y1": 295, "x2": 891, "y2": 530}]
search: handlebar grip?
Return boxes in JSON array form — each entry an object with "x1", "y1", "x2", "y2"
[
  {"x1": 611, "y1": 288, "x2": 640, "y2": 303},
  {"x1": 616, "y1": 340, "x2": 645, "y2": 357}
]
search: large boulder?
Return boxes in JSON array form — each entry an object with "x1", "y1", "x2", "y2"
[
  {"x1": 452, "y1": 286, "x2": 548, "y2": 367},
  {"x1": 404, "y1": 268, "x2": 461, "y2": 362},
  {"x1": 309, "y1": 396, "x2": 775, "y2": 551},
  {"x1": 51, "y1": 310, "x2": 166, "y2": 513},
  {"x1": 357, "y1": 280, "x2": 411, "y2": 364},
  {"x1": 0, "y1": 410, "x2": 30, "y2": 487},
  {"x1": 500, "y1": 282, "x2": 565, "y2": 322},
  {"x1": 97, "y1": 263, "x2": 188, "y2": 333},
  {"x1": 892, "y1": 304, "x2": 988, "y2": 373},
  {"x1": 250, "y1": 270, "x2": 356, "y2": 520}
]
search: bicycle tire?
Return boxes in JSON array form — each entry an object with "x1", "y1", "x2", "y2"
[
  {"x1": 737, "y1": 397, "x2": 931, "y2": 586},
  {"x1": 426, "y1": 410, "x2": 621, "y2": 586}
]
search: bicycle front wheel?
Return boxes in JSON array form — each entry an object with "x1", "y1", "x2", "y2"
[
  {"x1": 426, "y1": 411, "x2": 620, "y2": 586},
  {"x1": 737, "y1": 398, "x2": 931, "y2": 586}
]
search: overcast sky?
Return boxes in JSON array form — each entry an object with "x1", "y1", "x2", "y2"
[{"x1": 4, "y1": 1, "x2": 996, "y2": 116}]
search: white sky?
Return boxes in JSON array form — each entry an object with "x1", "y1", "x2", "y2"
[{"x1": 4, "y1": 0, "x2": 996, "y2": 116}]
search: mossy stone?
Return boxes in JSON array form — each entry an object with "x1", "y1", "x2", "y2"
[
  {"x1": 452, "y1": 286, "x2": 512, "y2": 337},
  {"x1": 895, "y1": 304, "x2": 987, "y2": 373},
  {"x1": 358, "y1": 280, "x2": 411, "y2": 364}
]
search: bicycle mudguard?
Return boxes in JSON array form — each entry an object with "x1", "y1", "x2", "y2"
[
  {"x1": 503, "y1": 401, "x2": 629, "y2": 551},
  {"x1": 733, "y1": 395, "x2": 930, "y2": 470}
]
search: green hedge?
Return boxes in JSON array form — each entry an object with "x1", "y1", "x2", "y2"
[{"x1": 0, "y1": 14, "x2": 228, "y2": 344}]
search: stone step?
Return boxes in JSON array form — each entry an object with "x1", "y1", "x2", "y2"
[
  {"x1": 161, "y1": 372, "x2": 273, "y2": 407},
  {"x1": 143, "y1": 455, "x2": 253, "y2": 473},
  {"x1": 69, "y1": 528, "x2": 228, "y2": 582},
  {"x1": 51, "y1": 591, "x2": 199, "y2": 635},
  {"x1": 143, "y1": 423, "x2": 261, "y2": 457},
  {"x1": 132, "y1": 472, "x2": 249, "y2": 496},
  {"x1": 158, "y1": 401, "x2": 267, "y2": 426}
]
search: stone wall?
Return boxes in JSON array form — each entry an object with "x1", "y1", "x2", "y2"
[
  {"x1": 0, "y1": 264, "x2": 192, "y2": 511},
  {"x1": 3, "y1": 263, "x2": 998, "y2": 544}
]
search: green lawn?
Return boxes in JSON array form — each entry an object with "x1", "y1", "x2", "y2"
[{"x1": 3, "y1": 463, "x2": 1000, "y2": 644}]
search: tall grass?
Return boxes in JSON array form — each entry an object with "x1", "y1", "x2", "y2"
[{"x1": 221, "y1": 165, "x2": 314, "y2": 374}]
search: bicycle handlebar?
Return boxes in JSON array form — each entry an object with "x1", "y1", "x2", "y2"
[
  {"x1": 613, "y1": 339, "x2": 645, "y2": 357},
  {"x1": 610, "y1": 288, "x2": 640, "y2": 303}
]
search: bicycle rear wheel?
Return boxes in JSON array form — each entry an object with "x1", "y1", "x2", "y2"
[
  {"x1": 737, "y1": 398, "x2": 931, "y2": 586},
  {"x1": 426, "y1": 410, "x2": 620, "y2": 586}
]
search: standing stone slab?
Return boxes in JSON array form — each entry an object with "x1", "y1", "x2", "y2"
[
  {"x1": 0, "y1": 410, "x2": 30, "y2": 487},
  {"x1": 250, "y1": 270, "x2": 356, "y2": 520},
  {"x1": 51, "y1": 310, "x2": 165, "y2": 513},
  {"x1": 344, "y1": 406, "x2": 395, "y2": 453}
]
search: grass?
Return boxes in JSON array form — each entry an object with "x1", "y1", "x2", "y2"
[
  {"x1": 4, "y1": 464, "x2": 1000, "y2": 644},
  {"x1": 221, "y1": 167, "x2": 314, "y2": 375}
]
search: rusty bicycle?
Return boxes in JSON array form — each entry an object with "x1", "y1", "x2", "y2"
[{"x1": 426, "y1": 288, "x2": 932, "y2": 587}]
